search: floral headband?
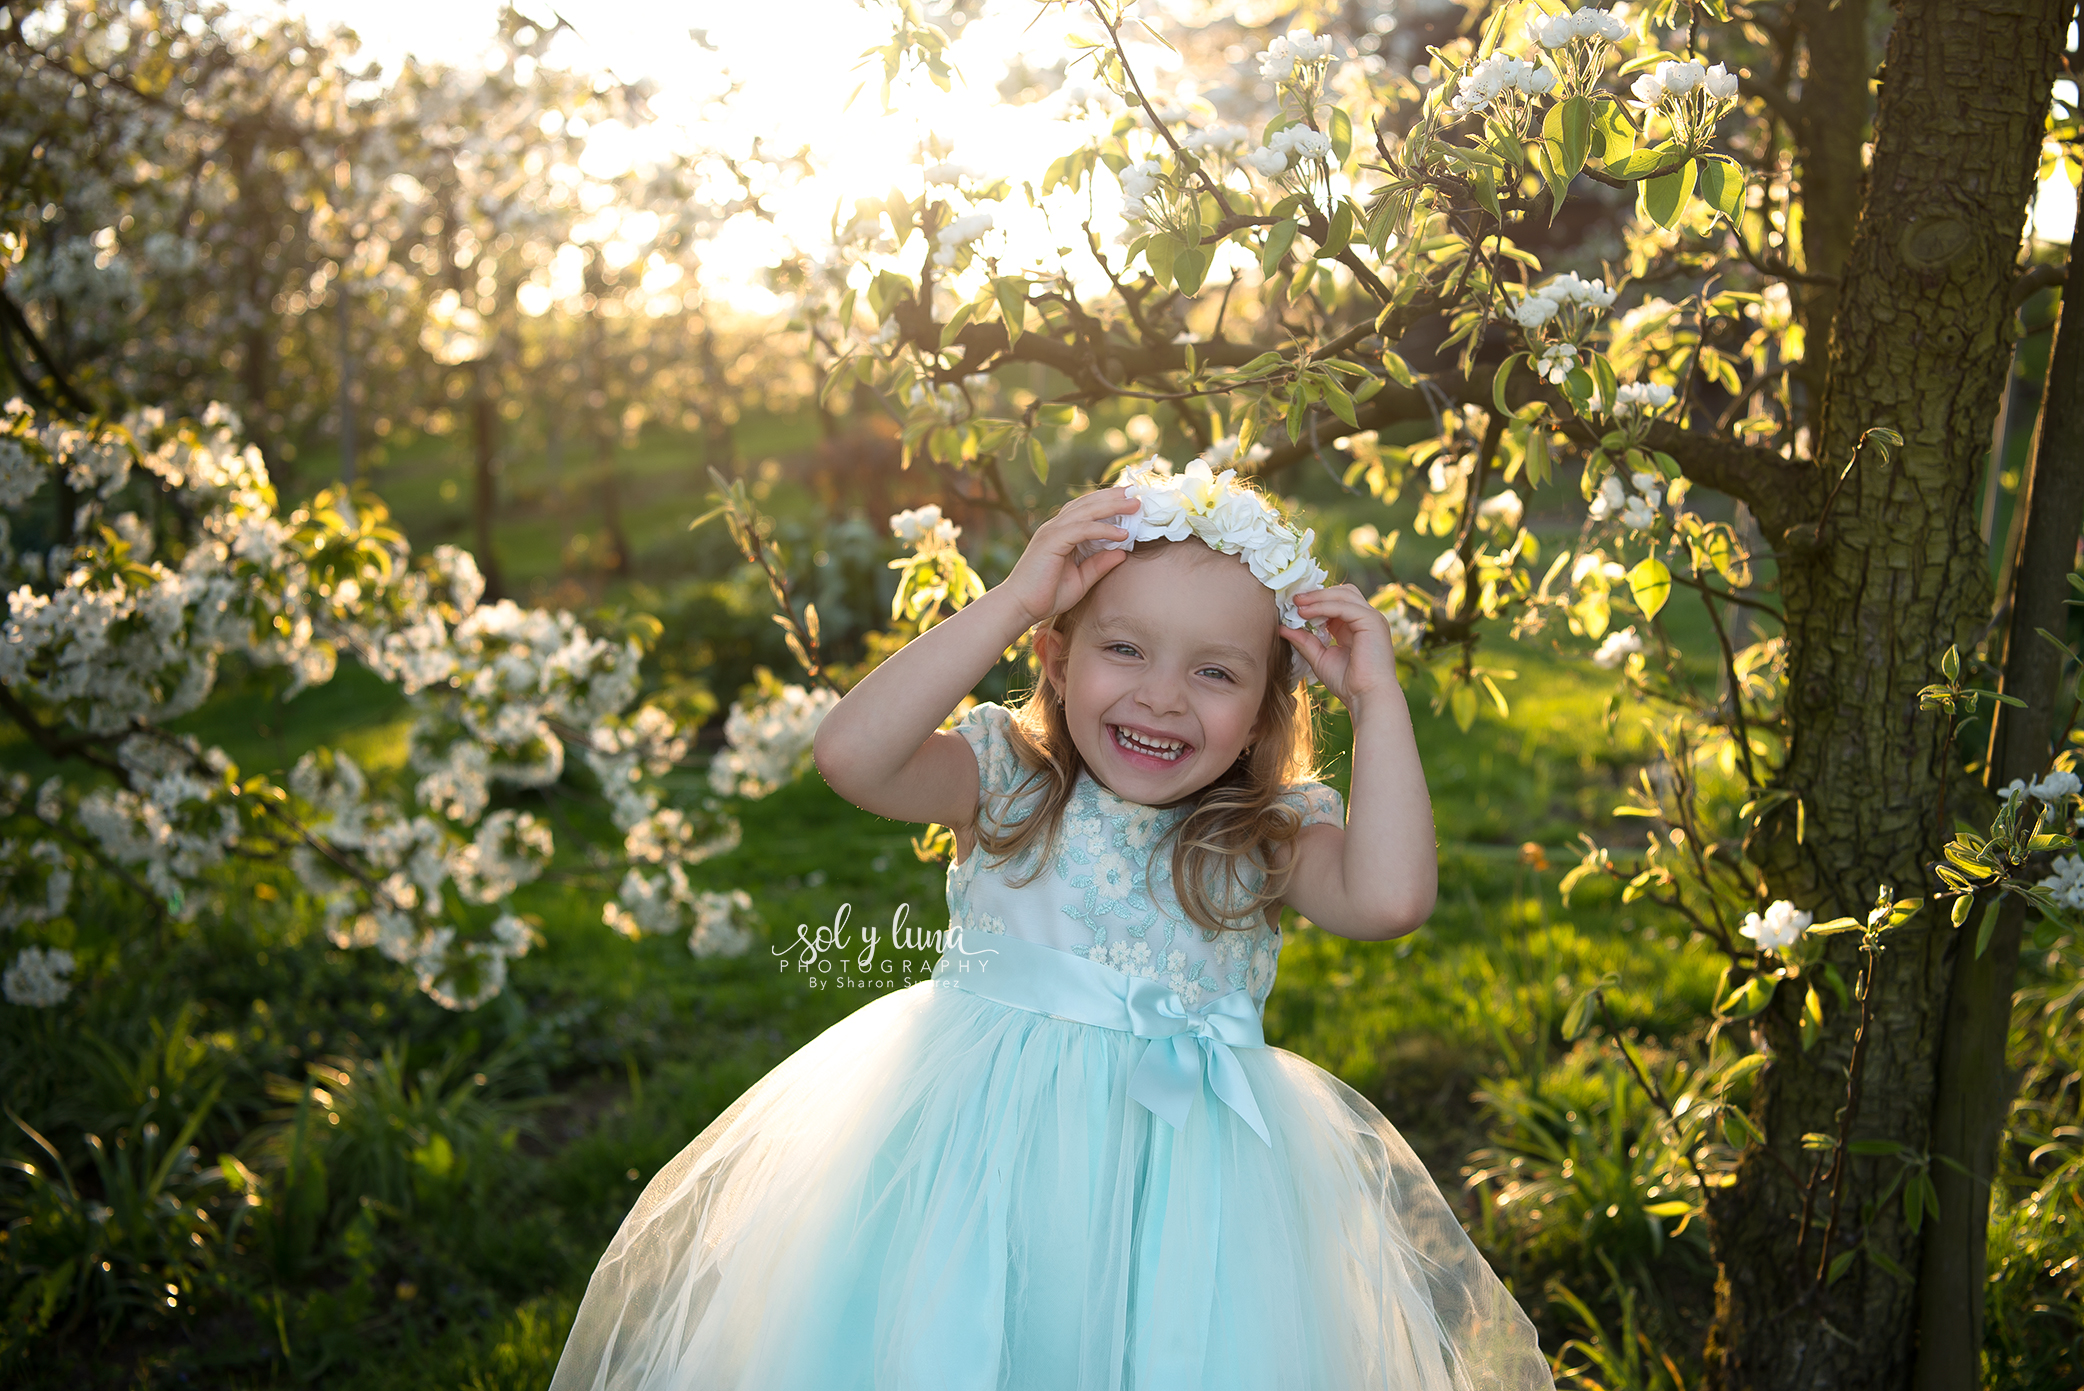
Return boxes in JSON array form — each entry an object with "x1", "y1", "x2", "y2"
[{"x1": 1072, "y1": 455, "x2": 1330, "y2": 683}]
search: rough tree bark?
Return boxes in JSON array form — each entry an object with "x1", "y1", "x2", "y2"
[
  {"x1": 1703, "y1": 2, "x2": 2071, "y2": 1387},
  {"x1": 1913, "y1": 204, "x2": 2084, "y2": 1385}
]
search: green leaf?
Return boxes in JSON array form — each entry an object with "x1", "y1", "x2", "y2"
[
  {"x1": 1640, "y1": 158, "x2": 1698, "y2": 229},
  {"x1": 1716, "y1": 973, "x2": 1779, "y2": 1019},
  {"x1": 1329, "y1": 106, "x2": 1354, "y2": 163},
  {"x1": 1940, "y1": 643, "x2": 1961, "y2": 681},
  {"x1": 1644, "y1": 1200, "x2": 1696, "y2": 1218},
  {"x1": 1696, "y1": 156, "x2": 1745, "y2": 222},
  {"x1": 1524, "y1": 427, "x2": 1551, "y2": 488},
  {"x1": 1382, "y1": 351, "x2": 1415, "y2": 388},
  {"x1": 1145, "y1": 232, "x2": 1180, "y2": 287},
  {"x1": 1717, "y1": 1052, "x2": 1770, "y2": 1090},
  {"x1": 1260, "y1": 219, "x2": 1299, "y2": 277},
  {"x1": 1826, "y1": 1248, "x2": 1859, "y2": 1287},
  {"x1": 1470, "y1": 163, "x2": 1501, "y2": 223},
  {"x1": 1028, "y1": 436, "x2": 1049, "y2": 482},
  {"x1": 1544, "y1": 95, "x2": 1592, "y2": 182},
  {"x1": 1172, "y1": 246, "x2": 1210, "y2": 295},
  {"x1": 938, "y1": 301, "x2": 976, "y2": 349},
  {"x1": 1800, "y1": 984, "x2": 1824, "y2": 1051},
  {"x1": 1973, "y1": 898, "x2": 2002, "y2": 959},
  {"x1": 1590, "y1": 99, "x2": 1635, "y2": 162},
  {"x1": 1628, "y1": 556, "x2": 1672, "y2": 620},
  {"x1": 1319, "y1": 201, "x2": 1356, "y2": 259},
  {"x1": 995, "y1": 279, "x2": 1027, "y2": 346},
  {"x1": 1562, "y1": 990, "x2": 1596, "y2": 1041},
  {"x1": 1450, "y1": 681, "x2": 1479, "y2": 732},
  {"x1": 1493, "y1": 352, "x2": 1523, "y2": 415}
]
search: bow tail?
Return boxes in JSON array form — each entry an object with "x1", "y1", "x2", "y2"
[
  {"x1": 1128, "y1": 1034, "x2": 1203, "y2": 1132},
  {"x1": 1203, "y1": 1041, "x2": 1274, "y2": 1148}
]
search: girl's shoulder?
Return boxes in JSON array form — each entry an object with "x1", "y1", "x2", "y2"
[{"x1": 1273, "y1": 779, "x2": 1345, "y2": 830}]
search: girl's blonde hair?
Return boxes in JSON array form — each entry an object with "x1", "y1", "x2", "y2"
[{"x1": 969, "y1": 536, "x2": 1324, "y2": 937}]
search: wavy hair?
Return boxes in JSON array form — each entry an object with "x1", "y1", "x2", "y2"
[{"x1": 968, "y1": 536, "x2": 1325, "y2": 937}]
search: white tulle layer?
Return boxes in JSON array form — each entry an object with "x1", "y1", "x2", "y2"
[{"x1": 549, "y1": 977, "x2": 1553, "y2": 1391}]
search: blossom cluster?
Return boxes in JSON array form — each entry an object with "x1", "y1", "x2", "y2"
[
  {"x1": 1256, "y1": 29, "x2": 1337, "y2": 83},
  {"x1": 0, "y1": 399, "x2": 741, "y2": 1012},
  {"x1": 1510, "y1": 273, "x2": 1618, "y2": 382},
  {"x1": 1998, "y1": 769, "x2": 2082, "y2": 805},
  {"x1": 1631, "y1": 59, "x2": 1742, "y2": 147},
  {"x1": 1448, "y1": 52, "x2": 1557, "y2": 122},
  {"x1": 933, "y1": 211, "x2": 994, "y2": 267},
  {"x1": 2046, "y1": 854, "x2": 2084, "y2": 913},
  {"x1": 1119, "y1": 158, "x2": 1166, "y2": 223},
  {"x1": 1588, "y1": 469, "x2": 1666, "y2": 530},
  {"x1": 3, "y1": 945, "x2": 74, "y2": 1008},
  {"x1": 1246, "y1": 125, "x2": 1335, "y2": 178},
  {"x1": 707, "y1": 683, "x2": 841, "y2": 800},
  {"x1": 1178, "y1": 123, "x2": 1251, "y2": 155},
  {"x1": 890, "y1": 503, "x2": 962, "y2": 551},
  {"x1": 1532, "y1": 7, "x2": 1629, "y2": 47},
  {"x1": 1591, "y1": 626, "x2": 1644, "y2": 669}
]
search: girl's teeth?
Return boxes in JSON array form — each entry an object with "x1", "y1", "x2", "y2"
[{"x1": 1114, "y1": 726, "x2": 1185, "y2": 760}]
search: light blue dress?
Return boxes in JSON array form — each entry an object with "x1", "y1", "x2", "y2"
[{"x1": 550, "y1": 701, "x2": 1554, "y2": 1391}]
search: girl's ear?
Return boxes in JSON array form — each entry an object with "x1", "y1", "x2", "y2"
[{"x1": 1033, "y1": 623, "x2": 1067, "y2": 695}]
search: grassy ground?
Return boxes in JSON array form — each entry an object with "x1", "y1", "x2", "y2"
[{"x1": 6, "y1": 416, "x2": 1751, "y2": 1386}]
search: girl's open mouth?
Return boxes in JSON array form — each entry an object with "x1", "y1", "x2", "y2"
[{"x1": 1110, "y1": 724, "x2": 1190, "y2": 764}]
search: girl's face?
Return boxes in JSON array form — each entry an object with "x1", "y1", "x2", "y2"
[{"x1": 1038, "y1": 541, "x2": 1279, "y2": 805}]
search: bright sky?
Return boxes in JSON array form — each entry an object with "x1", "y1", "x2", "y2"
[
  {"x1": 248, "y1": 0, "x2": 1166, "y2": 311},
  {"x1": 253, "y1": 0, "x2": 2076, "y2": 300}
]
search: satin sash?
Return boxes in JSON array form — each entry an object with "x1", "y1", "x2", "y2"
[{"x1": 933, "y1": 930, "x2": 1274, "y2": 1148}]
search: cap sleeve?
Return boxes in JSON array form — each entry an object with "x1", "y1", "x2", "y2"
[
  {"x1": 1279, "y1": 780, "x2": 1345, "y2": 830},
  {"x1": 951, "y1": 700, "x2": 1016, "y2": 795}
]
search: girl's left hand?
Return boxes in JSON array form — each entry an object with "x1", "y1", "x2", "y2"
[{"x1": 1279, "y1": 585, "x2": 1402, "y2": 718}]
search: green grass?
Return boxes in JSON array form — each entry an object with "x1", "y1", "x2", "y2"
[{"x1": 4, "y1": 410, "x2": 1768, "y2": 1385}]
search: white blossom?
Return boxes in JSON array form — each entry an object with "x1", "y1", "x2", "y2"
[
  {"x1": 1740, "y1": 899, "x2": 1814, "y2": 951},
  {"x1": 1536, "y1": 343, "x2": 1579, "y2": 384},
  {"x1": 932, "y1": 210, "x2": 995, "y2": 267},
  {"x1": 2029, "y1": 769, "x2": 2082, "y2": 802},
  {"x1": 1477, "y1": 488, "x2": 1525, "y2": 533},
  {"x1": 4, "y1": 945, "x2": 74, "y2": 1007},
  {"x1": 1592, "y1": 626, "x2": 1643, "y2": 668},
  {"x1": 689, "y1": 888, "x2": 756, "y2": 957},
  {"x1": 1702, "y1": 63, "x2": 1740, "y2": 100},
  {"x1": 1448, "y1": 52, "x2": 1558, "y2": 120},
  {"x1": 708, "y1": 684, "x2": 841, "y2": 799},
  {"x1": 2045, "y1": 854, "x2": 2084, "y2": 912},
  {"x1": 1257, "y1": 28, "x2": 1337, "y2": 82}
]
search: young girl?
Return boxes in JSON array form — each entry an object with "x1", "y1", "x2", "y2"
[{"x1": 549, "y1": 459, "x2": 1553, "y2": 1391}]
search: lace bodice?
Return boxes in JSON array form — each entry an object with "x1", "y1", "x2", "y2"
[{"x1": 939, "y1": 701, "x2": 1345, "y2": 1012}]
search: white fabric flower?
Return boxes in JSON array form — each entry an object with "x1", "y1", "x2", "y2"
[
  {"x1": 1074, "y1": 455, "x2": 1329, "y2": 676},
  {"x1": 1740, "y1": 899, "x2": 1814, "y2": 951}
]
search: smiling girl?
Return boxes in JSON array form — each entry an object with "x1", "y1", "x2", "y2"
[{"x1": 549, "y1": 458, "x2": 1553, "y2": 1391}]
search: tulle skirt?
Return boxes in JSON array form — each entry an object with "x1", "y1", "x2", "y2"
[{"x1": 548, "y1": 971, "x2": 1554, "y2": 1391}]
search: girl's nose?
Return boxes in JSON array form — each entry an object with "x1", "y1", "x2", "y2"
[{"x1": 1136, "y1": 667, "x2": 1187, "y2": 716}]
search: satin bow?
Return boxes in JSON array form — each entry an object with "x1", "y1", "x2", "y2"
[{"x1": 935, "y1": 930, "x2": 1274, "y2": 1147}]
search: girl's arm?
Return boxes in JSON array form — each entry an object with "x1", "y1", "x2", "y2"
[
  {"x1": 811, "y1": 486, "x2": 1138, "y2": 834},
  {"x1": 1274, "y1": 585, "x2": 1439, "y2": 941}
]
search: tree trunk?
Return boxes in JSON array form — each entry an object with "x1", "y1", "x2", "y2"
[
  {"x1": 1705, "y1": 2, "x2": 2070, "y2": 1387},
  {"x1": 338, "y1": 282, "x2": 357, "y2": 487},
  {"x1": 1913, "y1": 240, "x2": 2084, "y2": 1385},
  {"x1": 472, "y1": 358, "x2": 506, "y2": 602}
]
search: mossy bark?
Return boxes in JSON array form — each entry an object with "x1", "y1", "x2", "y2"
[{"x1": 1701, "y1": 2, "x2": 2070, "y2": 1387}]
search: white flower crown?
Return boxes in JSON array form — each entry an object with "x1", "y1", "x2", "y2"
[{"x1": 1073, "y1": 454, "x2": 1331, "y2": 683}]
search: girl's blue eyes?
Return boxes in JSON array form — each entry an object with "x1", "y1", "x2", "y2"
[{"x1": 1102, "y1": 643, "x2": 1232, "y2": 681}]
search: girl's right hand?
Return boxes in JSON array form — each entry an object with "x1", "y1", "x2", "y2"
[{"x1": 996, "y1": 485, "x2": 1139, "y2": 627}]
